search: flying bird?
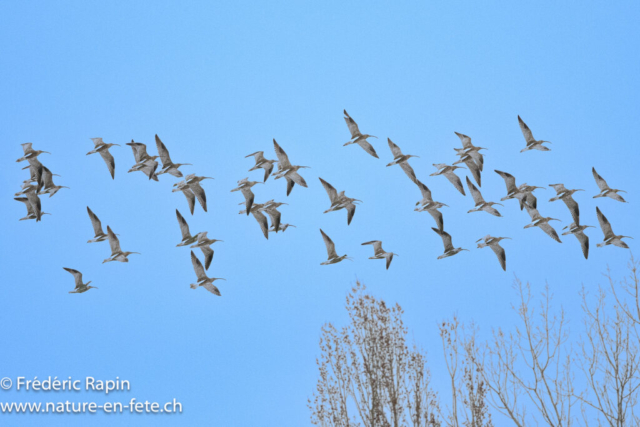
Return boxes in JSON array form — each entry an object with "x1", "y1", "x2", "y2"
[
  {"x1": 494, "y1": 170, "x2": 541, "y2": 210},
  {"x1": 273, "y1": 139, "x2": 309, "y2": 196},
  {"x1": 189, "y1": 251, "x2": 225, "y2": 296},
  {"x1": 14, "y1": 197, "x2": 50, "y2": 221},
  {"x1": 523, "y1": 203, "x2": 562, "y2": 243},
  {"x1": 476, "y1": 235, "x2": 510, "y2": 271},
  {"x1": 16, "y1": 143, "x2": 50, "y2": 163},
  {"x1": 549, "y1": 184, "x2": 583, "y2": 225},
  {"x1": 38, "y1": 166, "x2": 69, "y2": 197},
  {"x1": 320, "y1": 229, "x2": 352, "y2": 265},
  {"x1": 413, "y1": 180, "x2": 447, "y2": 230},
  {"x1": 190, "y1": 232, "x2": 223, "y2": 270},
  {"x1": 239, "y1": 203, "x2": 269, "y2": 240},
  {"x1": 269, "y1": 223, "x2": 296, "y2": 233},
  {"x1": 432, "y1": 228, "x2": 468, "y2": 259},
  {"x1": 518, "y1": 116, "x2": 551, "y2": 152},
  {"x1": 453, "y1": 132, "x2": 486, "y2": 171},
  {"x1": 262, "y1": 200, "x2": 288, "y2": 233},
  {"x1": 430, "y1": 164, "x2": 466, "y2": 196},
  {"x1": 453, "y1": 153, "x2": 482, "y2": 186},
  {"x1": 245, "y1": 151, "x2": 277, "y2": 182},
  {"x1": 386, "y1": 139, "x2": 419, "y2": 183},
  {"x1": 343, "y1": 110, "x2": 379, "y2": 158},
  {"x1": 596, "y1": 207, "x2": 632, "y2": 249},
  {"x1": 127, "y1": 141, "x2": 159, "y2": 181},
  {"x1": 172, "y1": 174, "x2": 213, "y2": 213},
  {"x1": 361, "y1": 240, "x2": 397, "y2": 270},
  {"x1": 176, "y1": 209, "x2": 203, "y2": 247},
  {"x1": 592, "y1": 168, "x2": 627, "y2": 203},
  {"x1": 562, "y1": 223, "x2": 594, "y2": 259},
  {"x1": 466, "y1": 177, "x2": 502, "y2": 216},
  {"x1": 155, "y1": 134, "x2": 191, "y2": 177},
  {"x1": 103, "y1": 226, "x2": 140, "y2": 263},
  {"x1": 319, "y1": 178, "x2": 361, "y2": 225},
  {"x1": 63, "y1": 268, "x2": 97, "y2": 294},
  {"x1": 87, "y1": 138, "x2": 119, "y2": 179},
  {"x1": 86, "y1": 207, "x2": 110, "y2": 243},
  {"x1": 231, "y1": 178, "x2": 263, "y2": 215}
]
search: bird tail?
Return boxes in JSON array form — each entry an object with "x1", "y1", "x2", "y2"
[{"x1": 190, "y1": 283, "x2": 198, "y2": 289}]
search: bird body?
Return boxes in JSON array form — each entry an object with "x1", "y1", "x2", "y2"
[
  {"x1": 476, "y1": 235, "x2": 510, "y2": 270},
  {"x1": 172, "y1": 175, "x2": 212, "y2": 213},
  {"x1": 103, "y1": 226, "x2": 140, "y2": 263},
  {"x1": 432, "y1": 228, "x2": 468, "y2": 259},
  {"x1": 466, "y1": 177, "x2": 502, "y2": 216},
  {"x1": 272, "y1": 139, "x2": 309, "y2": 195},
  {"x1": 386, "y1": 139, "x2": 418, "y2": 183},
  {"x1": 523, "y1": 204, "x2": 562, "y2": 243},
  {"x1": 245, "y1": 151, "x2": 277, "y2": 182},
  {"x1": 190, "y1": 232, "x2": 222, "y2": 270},
  {"x1": 231, "y1": 179, "x2": 262, "y2": 215},
  {"x1": 319, "y1": 178, "x2": 361, "y2": 225},
  {"x1": 86, "y1": 207, "x2": 110, "y2": 243},
  {"x1": 549, "y1": 184, "x2": 583, "y2": 225},
  {"x1": 562, "y1": 223, "x2": 593, "y2": 259},
  {"x1": 176, "y1": 209, "x2": 203, "y2": 247},
  {"x1": 155, "y1": 134, "x2": 191, "y2": 178}
]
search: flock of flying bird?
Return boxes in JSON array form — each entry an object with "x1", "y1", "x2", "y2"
[{"x1": 14, "y1": 112, "x2": 633, "y2": 294}]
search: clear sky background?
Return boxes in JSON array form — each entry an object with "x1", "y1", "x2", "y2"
[{"x1": 1, "y1": 1, "x2": 638, "y2": 425}]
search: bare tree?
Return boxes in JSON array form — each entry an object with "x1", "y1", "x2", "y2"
[
  {"x1": 475, "y1": 279, "x2": 575, "y2": 426},
  {"x1": 308, "y1": 282, "x2": 441, "y2": 427},
  {"x1": 440, "y1": 317, "x2": 493, "y2": 427},
  {"x1": 607, "y1": 255, "x2": 640, "y2": 327},
  {"x1": 576, "y1": 285, "x2": 640, "y2": 427}
]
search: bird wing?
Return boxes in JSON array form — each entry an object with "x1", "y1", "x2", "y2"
[
  {"x1": 415, "y1": 180, "x2": 433, "y2": 202},
  {"x1": 539, "y1": 223, "x2": 562, "y2": 243},
  {"x1": 428, "y1": 208, "x2": 444, "y2": 231},
  {"x1": 596, "y1": 207, "x2": 613, "y2": 238},
  {"x1": 454, "y1": 132, "x2": 472, "y2": 148},
  {"x1": 200, "y1": 246, "x2": 214, "y2": 270},
  {"x1": 549, "y1": 183, "x2": 567, "y2": 194},
  {"x1": 202, "y1": 282, "x2": 221, "y2": 296},
  {"x1": 107, "y1": 226, "x2": 122, "y2": 255},
  {"x1": 489, "y1": 244, "x2": 506, "y2": 271},
  {"x1": 285, "y1": 176, "x2": 296, "y2": 196},
  {"x1": 99, "y1": 149, "x2": 116, "y2": 179},
  {"x1": 41, "y1": 166, "x2": 54, "y2": 189},
  {"x1": 562, "y1": 197, "x2": 580, "y2": 226},
  {"x1": 361, "y1": 240, "x2": 382, "y2": 253},
  {"x1": 387, "y1": 138, "x2": 403, "y2": 157},
  {"x1": 240, "y1": 187, "x2": 255, "y2": 214},
  {"x1": 190, "y1": 251, "x2": 207, "y2": 281},
  {"x1": 524, "y1": 202, "x2": 541, "y2": 220},
  {"x1": 468, "y1": 151, "x2": 484, "y2": 172},
  {"x1": 432, "y1": 227, "x2": 453, "y2": 252},
  {"x1": 252, "y1": 210, "x2": 269, "y2": 240},
  {"x1": 320, "y1": 229, "x2": 337, "y2": 258},
  {"x1": 355, "y1": 139, "x2": 379, "y2": 158},
  {"x1": 518, "y1": 116, "x2": 535, "y2": 144},
  {"x1": 155, "y1": 134, "x2": 173, "y2": 167},
  {"x1": 176, "y1": 209, "x2": 191, "y2": 240},
  {"x1": 444, "y1": 171, "x2": 465, "y2": 195},
  {"x1": 264, "y1": 208, "x2": 281, "y2": 233},
  {"x1": 140, "y1": 160, "x2": 158, "y2": 180},
  {"x1": 245, "y1": 151, "x2": 265, "y2": 161},
  {"x1": 128, "y1": 142, "x2": 143, "y2": 163},
  {"x1": 399, "y1": 162, "x2": 418, "y2": 184},
  {"x1": 21, "y1": 143, "x2": 33, "y2": 153},
  {"x1": 385, "y1": 253, "x2": 394, "y2": 270},
  {"x1": 288, "y1": 170, "x2": 307, "y2": 187},
  {"x1": 25, "y1": 190, "x2": 41, "y2": 218},
  {"x1": 484, "y1": 206, "x2": 502, "y2": 217},
  {"x1": 87, "y1": 207, "x2": 104, "y2": 236},
  {"x1": 576, "y1": 231, "x2": 589, "y2": 259},
  {"x1": 343, "y1": 110, "x2": 361, "y2": 138},
  {"x1": 263, "y1": 162, "x2": 274, "y2": 182},
  {"x1": 273, "y1": 139, "x2": 291, "y2": 169},
  {"x1": 63, "y1": 267, "x2": 84, "y2": 289},
  {"x1": 466, "y1": 176, "x2": 484, "y2": 205},
  {"x1": 592, "y1": 167, "x2": 609, "y2": 191},
  {"x1": 181, "y1": 189, "x2": 196, "y2": 215},
  {"x1": 190, "y1": 182, "x2": 208, "y2": 212},
  {"x1": 524, "y1": 192, "x2": 538, "y2": 210},
  {"x1": 90, "y1": 137, "x2": 104, "y2": 147},
  {"x1": 14, "y1": 197, "x2": 32, "y2": 215},
  {"x1": 346, "y1": 202, "x2": 356, "y2": 225},
  {"x1": 197, "y1": 231, "x2": 209, "y2": 242},
  {"x1": 495, "y1": 170, "x2": 517, "y2": 193},
  {"x1": 465, "y1": 158, "x2": 481, "y2": 187},
  {"x1": 319, "y1": 178, "x2": 338, "y2": 203}
]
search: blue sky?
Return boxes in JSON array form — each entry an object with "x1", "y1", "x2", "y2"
[{"x1": 1, "y1": 1, "x2": 638, "y2": 425}]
